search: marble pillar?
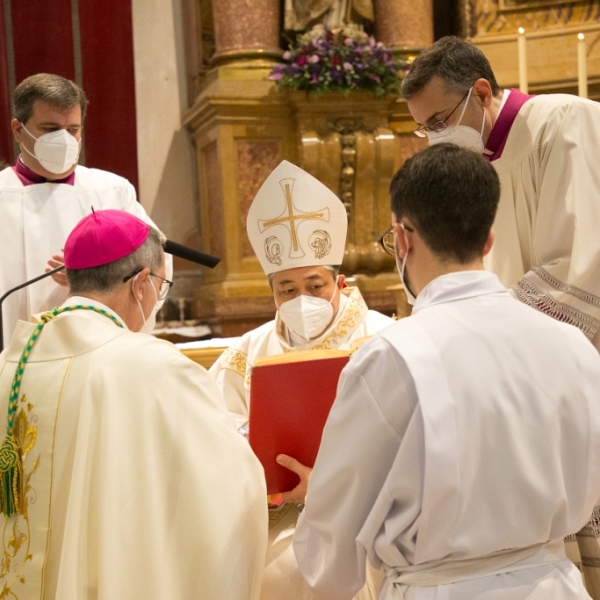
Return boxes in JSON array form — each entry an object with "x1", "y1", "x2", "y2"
[
  {"x1": 211, "y1": 0, "x2": 281, "y2": 65},
  {"x1": 373, "y1": 0, "x2": 433, "y2": 51}
]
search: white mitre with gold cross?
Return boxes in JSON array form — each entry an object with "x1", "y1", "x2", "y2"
[{"x1": 247, "y1": 160, "x2": 348, "y2": 275}]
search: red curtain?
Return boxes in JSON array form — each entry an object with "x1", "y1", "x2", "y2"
[{"x1": 0, "y1": 0, "x2": 138, "y2": 190}]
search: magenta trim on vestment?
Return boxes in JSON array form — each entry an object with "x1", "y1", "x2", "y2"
[
  {"x1": 485, "y1": 89, "x2": 535, "y2": 162},
  {"x1": 12, "y1": 158, "x2": 76, "y2": 186}
]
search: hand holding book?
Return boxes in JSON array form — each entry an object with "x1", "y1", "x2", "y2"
[{"x1": 276, "y1": 454, "x2": 312, "y2": 504}]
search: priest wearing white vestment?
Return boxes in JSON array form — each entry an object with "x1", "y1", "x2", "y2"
[
  {"x1": 0, "y1": 73, "x2": 172, "y2": 348},
  {"x1": 210, "y1": 160, "x2": 390, "y2": 600},
  {"x1": 401, "y1": 38, "x2": 600, "y2": 594},
  {"x1": 294, "y1": 144, "x2": 600, "y2": 600},
  {"x1": 0, "y1": 209, "x2": 267, "y2": 599}
]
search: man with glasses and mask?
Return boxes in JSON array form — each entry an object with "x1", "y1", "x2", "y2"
[
  {"x1": 210, "y1": 160, "x2": 390, "y2": 600},
  {"x1": 0, "y1": 73, "x2": 171, "y2": 347},
  {"x1": 401, "y1": 37, "x2": 600, "y2": 350},
  {"x1": 293, "y1": 143, "x2": 600, "y2": 600},
  {"x1": 0, "y1": 209, "x2": 267, "y2": 599},
  {"x1": 401, "y1": 36, "x2": 600, "y2": 594}
]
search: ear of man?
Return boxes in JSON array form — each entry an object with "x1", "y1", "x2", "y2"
[{"x1": 130, "y1": 267, "x2": 152, "y2": 301}]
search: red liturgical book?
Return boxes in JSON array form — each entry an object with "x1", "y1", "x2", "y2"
[{"x1": 248, "y1": 349, "x2": 350, "y2": 495}]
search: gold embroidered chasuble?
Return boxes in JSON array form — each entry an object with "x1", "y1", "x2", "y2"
[
  {"x1": 0, "y1": 300, "x2": 268, "y2": 600},
  {"x1": 209, "y1": 287, "x2": 392, "y2": 429}
]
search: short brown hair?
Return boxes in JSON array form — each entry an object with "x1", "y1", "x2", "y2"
[
  {"x1": 401, "y1": 36, "x2": 500, "y2": 100},
  {"x1": 390, "y1": 144, "x2": 500, "y2": 264},
  {"x1": 13, "y1": 73, "x2": 88, "y2": 123}
]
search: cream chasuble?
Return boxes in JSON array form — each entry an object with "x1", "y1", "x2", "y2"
[
  {"x1": 210, "y1": 286, "x2": 391, "y2": 600},
  {"x1": 0, "y1": 299, "x2": 267, "y2": 600},
  {"x1": 485, "y1": 91, "x2": 600, "y2": 597},
  {"x1": 0, "y1": 166, "x2": 172, "y2": 348},
  {"x1": 295, "y1": 272, "x2": 600, "y2": 600}
]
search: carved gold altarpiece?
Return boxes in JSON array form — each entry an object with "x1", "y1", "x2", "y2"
[
  {"x1": 183, "y1": 0, "x2": 432, "y2": 336},
  {"x1": 464, "y1": 0, "x2": 600, "y2": 100}
]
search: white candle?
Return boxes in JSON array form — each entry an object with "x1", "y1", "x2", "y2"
[
  {"x1": 518, "y1": 28, "x2": 528, "y2": 94},
  {"x1": 578, "y1": 33, "x2": 588, "y2": 99}
]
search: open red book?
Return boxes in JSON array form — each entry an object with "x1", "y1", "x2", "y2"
[{"x1": 248, "y1": 349, "x2": 350, "y2": 495}]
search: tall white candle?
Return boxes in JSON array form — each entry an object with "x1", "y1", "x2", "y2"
[
  {"x1": 518, "y1": 28, "x2": 528, "y2": 94},
  {"x1": 578, "y1": 33, "x2": 588, "y2": 98}
]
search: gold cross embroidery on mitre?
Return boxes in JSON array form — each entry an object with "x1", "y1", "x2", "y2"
[{"x1": 258, "y1": 177, "x2": 330, "y2": 258}]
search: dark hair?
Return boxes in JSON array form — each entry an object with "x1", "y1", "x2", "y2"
[
  {"x1": 401, "y1": 36, "x2": 500, "y2": 99},
  {"x1": 390, "y1": 144, "x2": 500, "y2": 264},
  {"x1": 13, "y1": 73, "x2": 88, "y2": 123},
  {"x1": 267, "y1": 265, "x2": 340, "y2": 289}
]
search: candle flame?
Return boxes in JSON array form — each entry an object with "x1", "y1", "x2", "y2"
[
  {"x1": 578, "y1": 33, "x2": 585, "y2": 41},
  {"x1": 518, "y1": 27, "x2": 525, "y2": 35}
]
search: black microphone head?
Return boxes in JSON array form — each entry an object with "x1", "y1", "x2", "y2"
[{"x1": 163, "y1": 240, "x2": 221, "y2": 269}]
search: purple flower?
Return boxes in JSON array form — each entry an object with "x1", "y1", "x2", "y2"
[{"x1": 268, "y1": 71, "x2": 284, "y2": 81}]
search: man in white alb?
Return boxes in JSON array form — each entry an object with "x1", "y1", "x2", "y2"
[
  {"x1": 0, "y1": 209, "x2": 267, "y2": 599},
  {"x1": 400, "y1": 36, "x2": 600, "y2": 594},
  {"x1": 294, "y1": 143, "x2": 600, "y2": 600},
  {"x1": 0, "y1": 73, "x2": 171, "y2": 347},
  {"x1": 210, "y1": 160, "x2": 390, "y2": 600}
]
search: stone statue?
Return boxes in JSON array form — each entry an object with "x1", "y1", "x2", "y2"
[{"x1": 284, "y1": 0, "x2": 374, "y2": 32}]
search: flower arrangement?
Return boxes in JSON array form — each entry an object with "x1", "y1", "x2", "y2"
[{"x1": 268, "y1": 26, "x2": 405, "y2": 97}]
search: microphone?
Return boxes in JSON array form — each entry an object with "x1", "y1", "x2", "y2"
[
  {"x1": 163, "y1": 240, "x2": 221, "y2": 269},
  {"x1": 0, "y1": 266, "x2": 65, "y2": 353},
  {"x1": 0, "y1": 243, "x2": 220, "y2": 352}
]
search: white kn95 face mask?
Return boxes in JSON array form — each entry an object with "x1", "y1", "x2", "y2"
[
  {"x1": 20, "y1": 123, "x2": 81, "y2": 174},
  {"x1": 278, "y1": 289, "x2": 337, "y2": 341}
]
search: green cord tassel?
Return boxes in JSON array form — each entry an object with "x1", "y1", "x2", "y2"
[
  {"x1": 0, "y1": 304, "x2": 123, "y2": 517},
  {"x1": 0, "y1": 435, "x2": 21, "y2": 516}
]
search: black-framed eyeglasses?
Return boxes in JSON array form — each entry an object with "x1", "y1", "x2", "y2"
[
  {"x1": 377, "y1": 223, "x2": 415, "y2": 256},
  {"x1": 123, "y1": 268, "x2": 173, "y2": 301},
  {"x1": 414, "y1": 89, "x2": 470, "y2": 138}
]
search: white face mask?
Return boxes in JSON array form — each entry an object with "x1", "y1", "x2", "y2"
[
  {"x1": 426, "y1": 87, "x2": 486, "y2": 154},
  {"x1": 133, "y1": 274, "x2": 161, "y2": 334},
  {"x1": 394, "y1": 225, "x2": 417, "y2": 306},
  {"x1": 20, "y1": 123, "x2": 81, "y2": 174},
  {"x1": 278, "y1": 286, "x2": 337, "y2": 341}
]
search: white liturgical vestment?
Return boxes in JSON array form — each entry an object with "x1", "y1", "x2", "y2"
[
  {"x1": 0, "y1": 165, "x2": 172, "y2": 347},
  {"x1": 485, "y1": 91, "x2": 600, "y2": 351},
  {"x1": 210, "y1": 286, "x2": 391, "y2": 428},
  {"x1": 295, "y1": 271, "x2": 600, "y2": 600},
  {"x1": 210, "y1": 286, "x2": 391, "y2": 600},
  {"x1": 0, "y1": 298, "x2": 267, "y2": 600}
]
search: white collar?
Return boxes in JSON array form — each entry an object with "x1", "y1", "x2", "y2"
[{"x1": 412, "y1": 271, "x2": 508, "y2": 315}]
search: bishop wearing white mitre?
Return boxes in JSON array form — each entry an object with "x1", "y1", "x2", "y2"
[{"x1": 210, "y1": 160, "x2": 391, "y2": 600}]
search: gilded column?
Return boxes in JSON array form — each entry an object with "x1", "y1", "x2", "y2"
[
  {"x1": 211, "y1": 0, "x2": 281, "y2": 65},
  {"x1": 373, "y1": 0, "x2": 433, "y2": 52}
]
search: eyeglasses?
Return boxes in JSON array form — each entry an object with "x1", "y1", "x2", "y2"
[
  {"x1": 148, "y1": 273, "x2": 173, "y2": 301},
  {"x1": 376, "y1": 223, "x2": 414, "y2": 256},
  {"x1": 414, "y1": 89, "x2": 470, "y2": 138},
  {"x1": 123, "y1": 268, "x2": 173, "y2": 301}
]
